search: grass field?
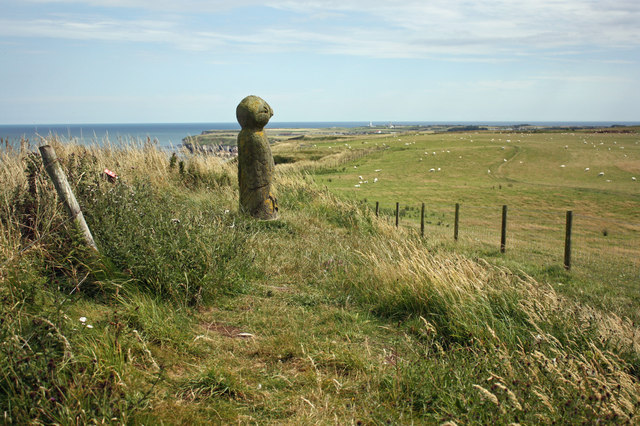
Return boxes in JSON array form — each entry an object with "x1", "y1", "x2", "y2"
[
  {"x1": 183, "y1": 126, "x2": 364, "y2": 147},
  {"x1": 1, "y1": 132, "x2": 640, "y2": 423},
  {"x1": 273, "y1": 128, "x2": 640, "y2": 321}
]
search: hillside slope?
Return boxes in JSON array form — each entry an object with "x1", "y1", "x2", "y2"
[{"x1": 1, "y1": 140, "x2": 639, "y2": 423}]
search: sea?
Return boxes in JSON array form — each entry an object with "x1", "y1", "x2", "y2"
[{"x1": 1, "y1": 121, "x2": 638, "y2": 149}]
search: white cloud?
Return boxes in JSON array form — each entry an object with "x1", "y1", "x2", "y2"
[
  {"x1": 0, "y1": 18, "x2": 174, "y2": 42},
  {"x1": 0, "y1": 17, "x2": 228, "y2": 51},
  {"x1": 6, "y1": 0, "x2": 640, "y2": 59},
  {"x1": 533, "y1": 73, "x2": 635, "y2": 84},
  {"x1": 273, "y1": 0, "x2": 640, "y2": 50},
  {"x1": 22, "y1": 0, "x2": 259, "y2": 12}
]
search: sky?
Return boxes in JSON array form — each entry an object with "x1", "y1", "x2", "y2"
[{"x1": 1, "y1": 0, "x2": 639, "y2": 124}]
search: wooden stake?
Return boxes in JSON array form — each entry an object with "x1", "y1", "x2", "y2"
[
  {"x1": 420, "y1": 202, "x2": 425, "y2": 237},
  {"x1": 395, "y1": 202, "x2": 399, "y2": 228},
  {"x1": 454, "y1": 203, "x2": 460, "y2": 241},
  {"x1": 564, "y1": 210, "x2": 573, "y2": 270},
  {"x1": 39, "y1": 145, "x2": 98, "y2": 251},
  {"x1": 500, "y1": 205, "x2": 507, "y2": 253}
]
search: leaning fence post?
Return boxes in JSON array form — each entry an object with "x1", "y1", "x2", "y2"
[
  {"x1": 395, "y1": 202, "x2": 399, "y2": 228},
  {"x1": 420, "y1": 202, "x2": 425, "y2": 237},
  {"x1": 375, "y1": 201, "x2": 379, "y2": 217},
  {"x1": 500, "y1": 205, "x2": 508, "y2": 253},
  {"x1": 564, "y1": 210, "x2": 573, "y2": 270},
  {"x1": 454, "y1": 203, "x2": 460, "y2": 241},
  {"x1": 39, "y1": 145, "x2": 98, "y2": 251}
]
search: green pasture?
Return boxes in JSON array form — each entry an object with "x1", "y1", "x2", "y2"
[
  {"x1": 288, "y1": 128, "x2": 640, "y2": 320},
  {"x1": 310, "y1": 130, "x2": 639, "y2": 213}
]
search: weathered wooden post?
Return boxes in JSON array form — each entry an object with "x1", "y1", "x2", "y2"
[
  {"x1": 500, "y1": 205, "x2": 508, "y2": 253},
  {"x1": 395, "y1": 202, "x2": 400, "y2": 228},
  {"x1": 39, "y1": 145, "x2": 98, "y2": 251},
  {"x1": 454, "y1": 203, "x2": 460, "y2": 241},
  {"x1": 375, "y1": 201, "x2": 379, "y2": 217},
  {"x1": 564, "y1": 210, "x2": 573, "y2": 270},
  {"x1": 420, "y1": 202, "x2": 425, "y2": 237},
  {"x1": 236, "y1": 95, "x2": 278, "y2": 220}
]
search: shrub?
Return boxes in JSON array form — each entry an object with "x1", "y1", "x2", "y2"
[{"x1": 81, "y1": 178, "x2": 255, "y2": 306}]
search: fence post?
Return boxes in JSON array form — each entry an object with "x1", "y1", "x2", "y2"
[
  {"x1": 500, "y1": 205, "x2": 507, "y2": 253},
  {"x1": 375, "y1": 201, "x2": 379, "y2": 217},
  {"x1": 39, "y1": 145, "x2": 98, "y2": 251},
  {"x1": 395, "y1": 202, "x2": 400, "y2": 228},
  {"x1": 454, "y1": 203, "x2": 460, "y2": 241},
  {"x1": 420, "y1": 202, "x2": 425, "y2": 237},
  {"x1": 564, "y1": 210, "x2": 573, "y2": 270}
]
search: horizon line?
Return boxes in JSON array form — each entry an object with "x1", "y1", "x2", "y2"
[{"x1": 2, "y1": 120, "x2": 640, "y2": 127}]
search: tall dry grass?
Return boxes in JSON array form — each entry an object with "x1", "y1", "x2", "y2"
[
  {"x1": 274, "y1": 144, "x2": 381, "y2": 174},
  {"x1": 326, "y1": 234, "x2": 640, "y2": 422}
]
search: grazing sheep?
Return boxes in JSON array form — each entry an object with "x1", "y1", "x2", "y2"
[
  {"x1": 598, "y1": 172, "x2": 605, "y2": 177},
  {"x1": 632, "y1": 177, "x2": 637, "y2": 181},
  {"x1": 560, "y1": 165, "x2": 566, "y2": 168},
  {"x1": 374, "y1": 178, "x2": 378, "y2": 183},
  {"x1": 429, "y1": 168, "x2": 435, "y2": 172},
  {"x1": 585, "y1": 168, "x2": 590, "y2": 171},
  {"x1": 354, "y1": 184, "x2": 360, "y2": 188}
]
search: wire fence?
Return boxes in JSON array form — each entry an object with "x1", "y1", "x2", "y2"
[{"x1": 371, "y1": 200, "x2": 640, "y2": 284}]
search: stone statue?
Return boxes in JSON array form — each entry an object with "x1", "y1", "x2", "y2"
[{"x1": 236, "y1": 95, "x2": 278, "y2": 220}]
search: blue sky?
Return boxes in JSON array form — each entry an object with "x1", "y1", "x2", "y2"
[{"x1": 1, "y1": 0, "x2": 639, "y2": 124}]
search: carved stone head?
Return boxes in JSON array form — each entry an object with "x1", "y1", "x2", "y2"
[{"x1": 236, "y1": 95, "x2": 274, "y2": 129}]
